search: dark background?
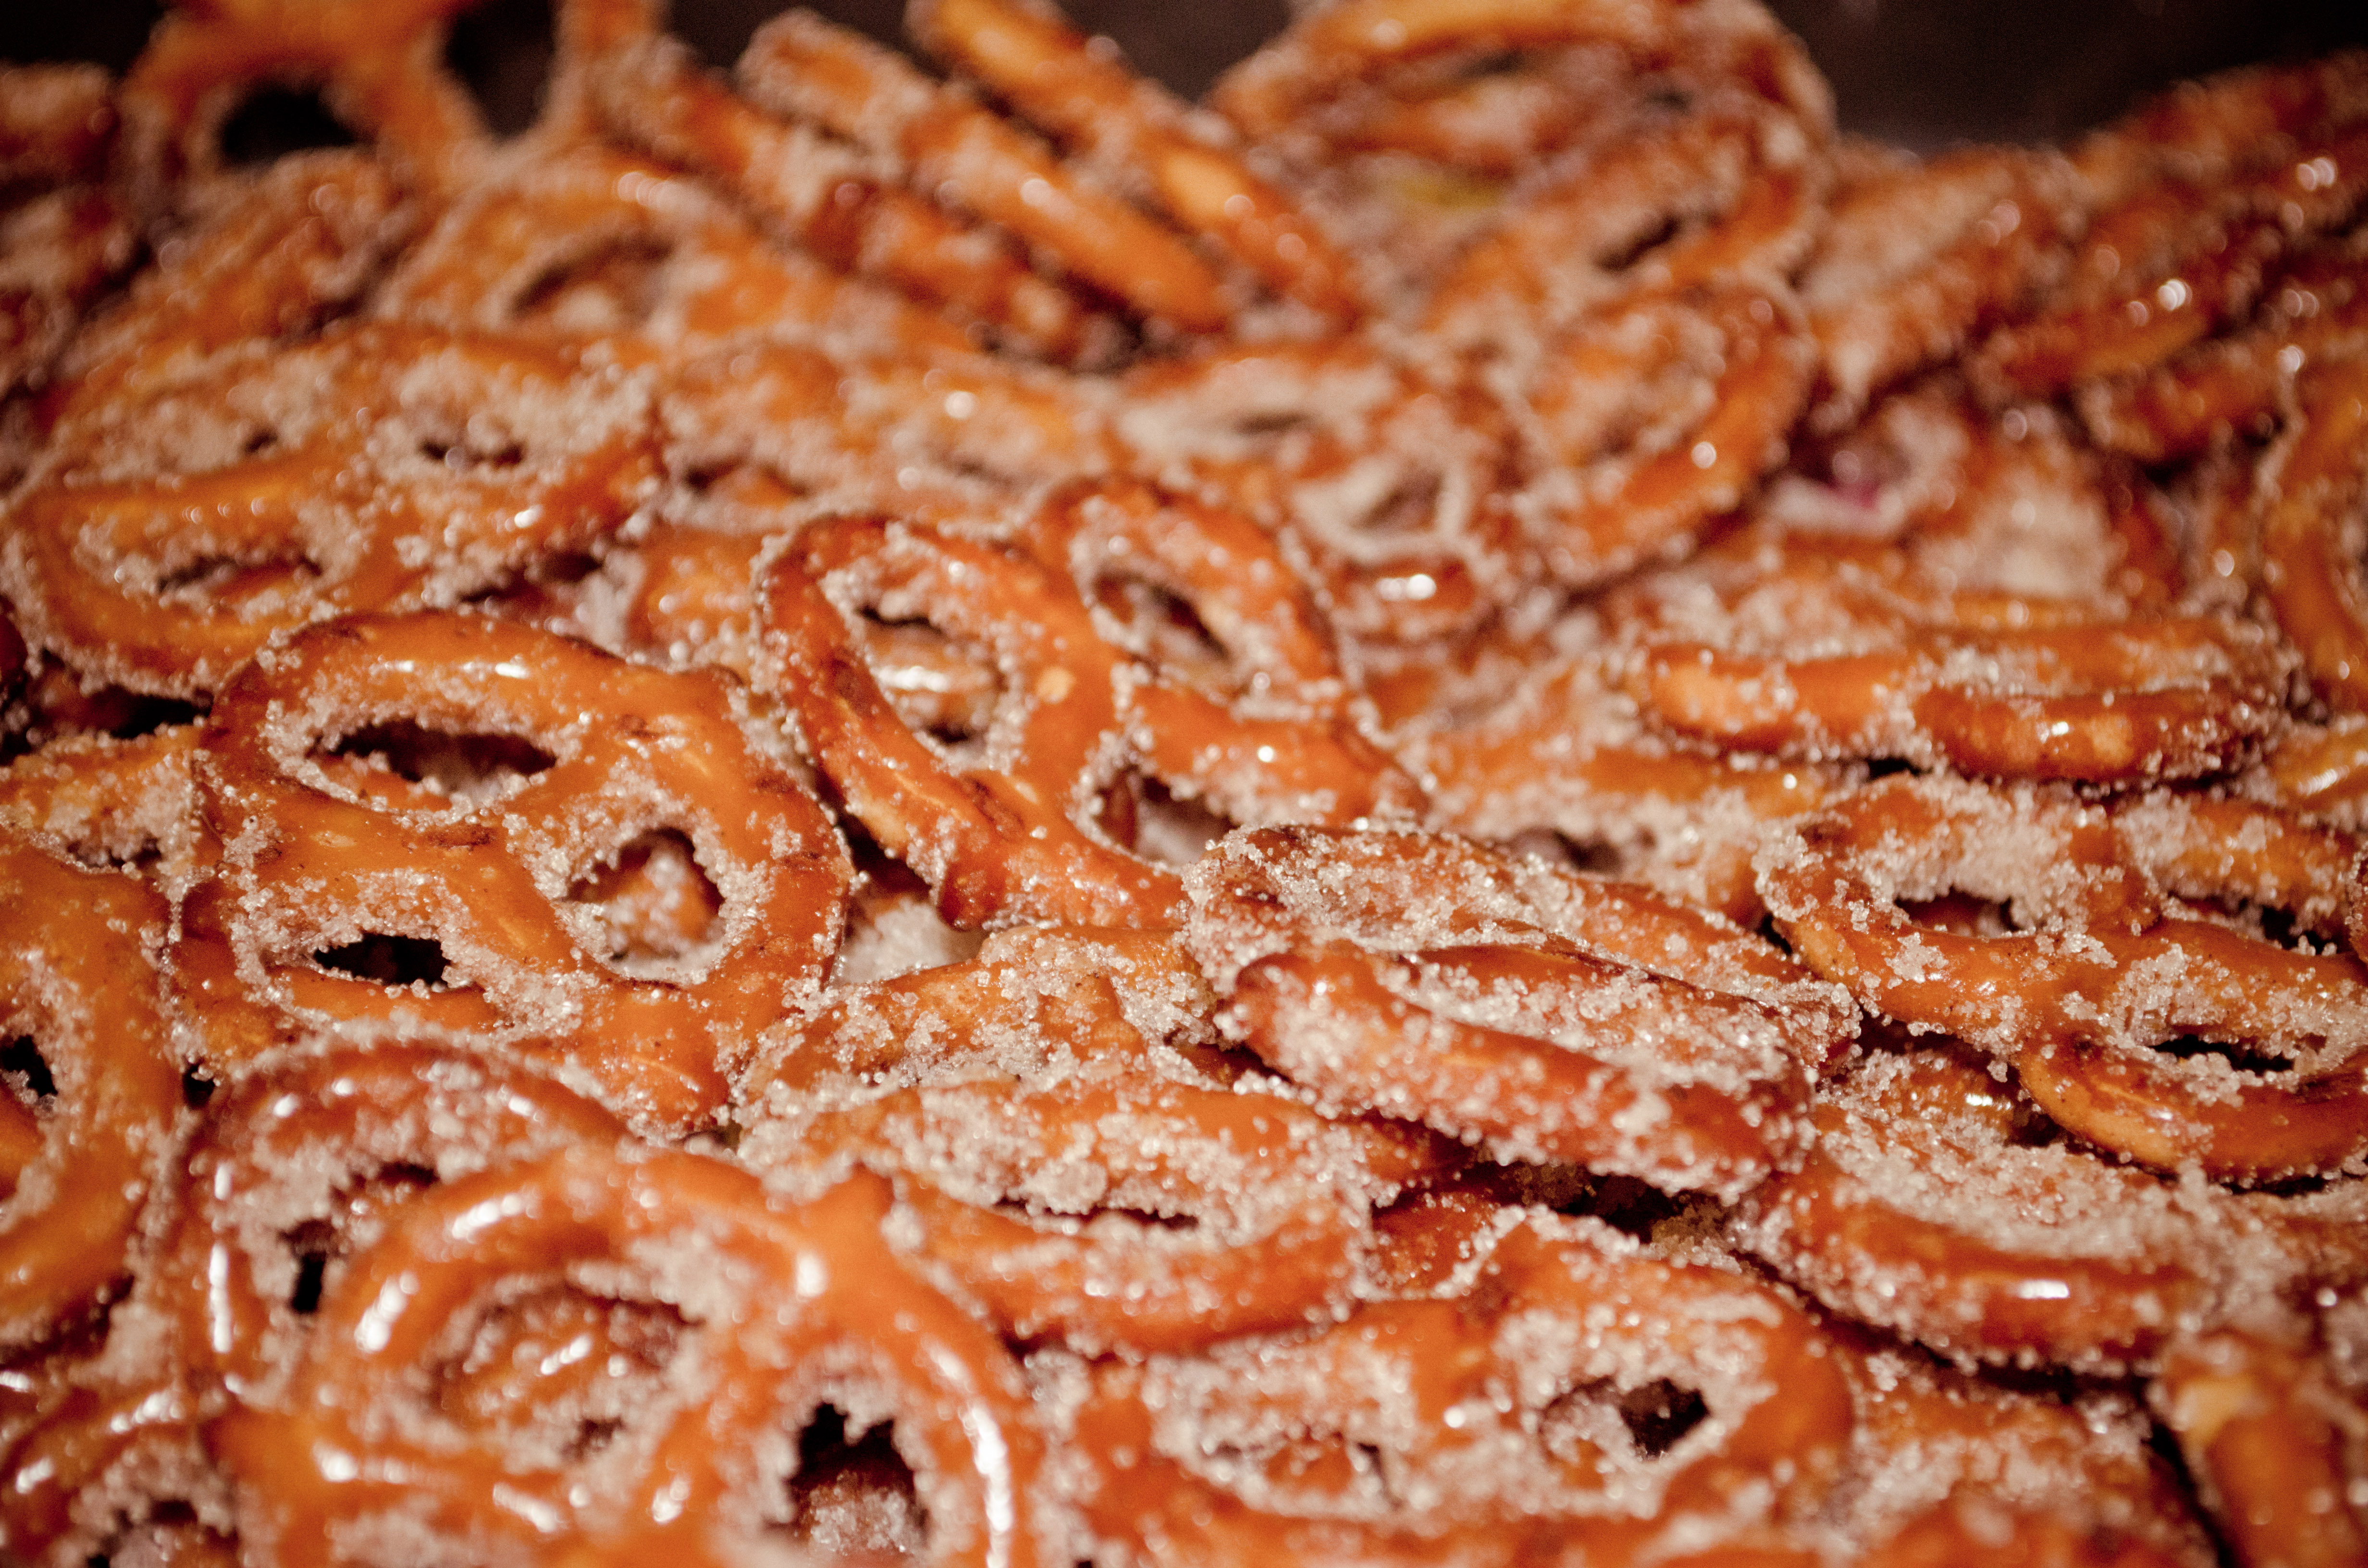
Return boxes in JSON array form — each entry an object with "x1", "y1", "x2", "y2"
[{"x1": 8, "y1": 0, "x2": 2368, "y2": 151}]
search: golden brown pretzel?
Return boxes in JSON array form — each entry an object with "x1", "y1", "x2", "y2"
[
  {"x1": 1185, "y1": 825, "x2": 1849, "y2": 1199},
  {"x1": 187, "y1": 612, "x2": 851, "y2": 1132},
  {"x1": 912, "y1": 0, "x2": 1363, "y2": 321},
  {"x1": 1019, "y1": 478, "x2": 1427, "y2": 832},
  {"x1": 1762, "y1": 774, "x2": 2368, "y2": 1182},
  {"x1": 759, "y1": 514, "x2": 1184, "y2": 929},
  {"x1": 10, "y1": 323, "x2": 661, "y2": 697},
  {"x1": 211, "y1": 1151, "x2": 1055, "y2": 1568}
]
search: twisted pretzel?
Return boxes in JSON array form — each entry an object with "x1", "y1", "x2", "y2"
[
  {"x1": 2257, "y1": 357, "x2": 2368, "y2": 714},
  {"x1": 1118, "y1": 338, "x2": 1522, "y2": 647},
  {"x1": 913, "y1": 0, "x2": 1363, "y2": 321},
  {"x1": 10, "y1": 322, "x2": 661, "y2": 696},
  {"x1": 588, "y1": 25, "x2": 1096, "y2": 360},
  {"x1": 0, "y1": 830, "x2": 183, "y2": 1353},
  {"x1": 773, "y1": 1072, "x2": 1444, "y2": 1354},
  {"x1": 117, "y1": 0, "x2": 494, "y2": 211},
  {"x1": 1761, "y1": 774, "x2": 2368, "y2": 1181},
  {"x1": 1070, "y1": 1216, "x2": 1855, "y2": 1562},
  {"x1": 759, "y1": 514, "x2": 1182, "y2": 929},
  {"x1": 1737, "y1": 1043, "x2": 2366, "y2": 1373},
  {"x1": 1020, "y1": 478, "x2": 1426, "y2": 831},
  {"x1": 211, "y1": 1151, "x2": 1053, "y2": 1568},
  {"x1": 188, "y1": 612, "x2": 851, "y2": 1131},
  {"x1": 739, "y1": 11, "x2": 1230, "y2": 333},
  {"x1": 1184, "y1": 825, "x2": 1848, "y2": 1198}
]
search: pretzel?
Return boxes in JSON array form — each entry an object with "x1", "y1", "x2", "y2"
[
  {"x1": 1118, "y1": 338, "x2": 1523, "y2": 647},
  {"x1": 1184, "y1": 825, "x2": 1849, "y2": 1199},
  {"x1": 10, "y1": 322, "x2": 662, "y2": 697},
  {"x1": 588, "y1": 26, "x2": 1098, "y2": 360},
  {"x1": 1800, "y1": 146, "x2": 2080, "y2": 429},
  {"x1": 657, "y1": 336, "x2": 1114, "y2": 529},
  {"x1": 0, "y1": 724, "x2": 208, "y2": 893},
  {"x1": 0, "y1": 1040, "x2": 636, "y2": 1568},
  {"x1": 739, "y1": 11, "x2": 1229, "y2": 333},
  {"x1": 2257, "y1": 357, "x2": 2368, "y2": 714},
  {"x1": 1428, "y1": 107, "x2": 1824, "y2": 346},
  {"x1": 912, "y1": 0, "x2": 1363, "y2": 321},
  {"x1": 1413, "y1": 649, "x2": 1846, "y2": 925},
  {"x1": 374, "y1": 143, "x2": 967, "y2": 354},
  {"x1": 1019, "y1": 478, "x2": 1426, "y2": 830},
  {"x1": 1760, "y1": 774, "x2": 2368, "y2": 1181},
  {"x1": 2081, "y1": 236, "x2": 2368, "y2": 463},
  {"x1": 1212, "y1": 0, "x2": 1834, "y2": 149},
  {"x1": 758, "y1": 514, "x2": 1183, "y2": 929},
  {"x1": 0, "y1": 68, "x2": 134, "y2": 402},
  {"x1": 1519, "y1": 281, "x2": 1817, "y2": 586},
  {"x1": 46, "y1": 149, "x2": 409, "y2": 426},
  {"x1": 1067, "y1": 1215, "x2": 1855, "y2": 1562},
  {"x1": 186, "y1": 612, "x2": 852, "y2": 1132},
  {"x1": 210, "y1": 1151, "x2": 1053, "y2": 1568},
  {"x1": 2155, "y1": 1324, "x2": 2368, "y2": 1568},
  {"x1": 1973, "y1": 123, "x2": 2368, "y2": 408},
  {"x1": 116, "y1": 0, "x2": 493, "y2": 212},
  {"x1": 771, "y1": 1072, "x2": 1445, "y2": 1354},
  {"x1": 1737, "y1": 1043, "x2": 2367, "y2": 1373},
  {"x1": 1632, "y1": 613, "x2": 2291, "y2": 783}
]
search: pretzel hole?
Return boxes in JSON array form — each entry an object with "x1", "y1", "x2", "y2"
[
  {"x1": 860, "y1": 614, "x2": 999, "y2": 755},
  {"x1": 1506, "y1": 830, "x2": 1628, "y2": 878},
  {"x1": 313, "y1": 933, "x2": 451, "y2": 989},
  {"x1": 419, "y1": 433, "x2": 527, "y2": 469},
  {"x1": 219, "y1": 86, "x2": 359, "y2": 167},
  {"x1": 1357, "y1": 471, "x2": 1444, "y2": 542},
  {"x1": 0, "y1": 1039, "x2": 52, "y2": 1197},
  {"x1": 1614, "y1": 1379, "x2": 1711, "y2": 1458},
  {"x1": 1599, "y1": 212, "x2": 1685, "y2": 275},
  {"x1": 2151, "y1": 1034, "x2": 2296, "y2": 1076},
  {"x1": 1554, "y1": 1170, "x2": 1688, "y2": 1239},
  {"x1": 1093, "y1": 576, "x2": 1231, "y2": 686},
  {"x1": 1, "y1": 1035, "x2": 59, "y2": 1104},
  {"x1": 1229, "y1": 408, "x2": 1317, "y2": 441},
  {"x1": 1902, "y1": 890, "x2": 2019, "y2": 937},
  {"x1": 1448, "y1": 49, "x2": 1531, "y2": 82},
  {"x1": 570, "y1": 828, "x2": 724, "y2": 971},
  {"x1": 431, "y1": 1284, "x2": 685, "y2": 1462},
  {"x1": 1121, "y1": 775, "x2": 1235, "y2": 866},
  {"x1": 513, "y1": 236, "x2": 673, "y2": 334},
  {"x1": 322, "y1": 721, "x2": 556, "y2": 808},
  {"x1": 285, "y1": 1164, "x2": 436, "y2": 1315},
  {"x1": 1539, "y1": 1376, "x2": 1711, "y2": 1470},
  {"x1": 443, "y1": 0, "x2": 557, "y2": 139},
  {"x1": 994, "y1": 1195, "x2": 1202, "y2": 1233},
  {"x1": 20, "y1": 671, "x2": 200, "y2": 744},
  {"x1": 685, "y1": 462, "x2": 803, "y2": 507},
  {"x1": 2004, "y1": 1103, "x2": 2067, "y2": 1148},
  {"x1": 786, "y1": 1405, "x2": 926, "y2": 1559}
]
